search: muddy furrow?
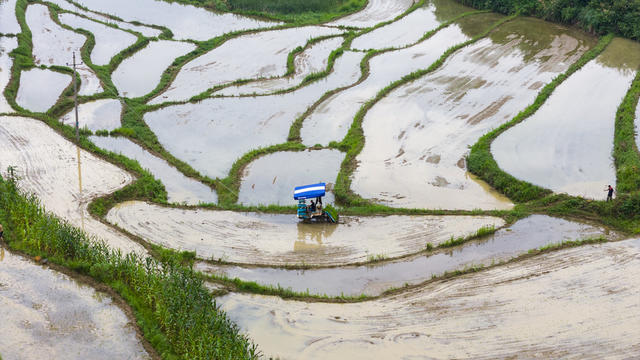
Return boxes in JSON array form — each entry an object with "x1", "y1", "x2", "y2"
[
  {"x1": 219, "y1": 238, "x2": 640, "y2": 359},
  {"x1": 106, "y1": 200, "x2": 503, "y2": 267},
  {"x1": 0, "y1": 116, "x2": 145, "y2": 255}
]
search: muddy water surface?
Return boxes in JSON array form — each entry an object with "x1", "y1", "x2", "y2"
[
  {"x1": 27, "y1": 4, "x2": 102, "y2": 95},
  {"x1": 146, "y1": 51, "x2": 364, "y2": 179},
  {"x1": 113, "y1": 40, "x2": 195, "y2": 98},
  {"x1": 352, "y1": 17, "x2": 595, "y2": 210},
  {"x1": 201, "y1": 215, "x2": 615, "y2": 296},
  {"x1": 493, "y1": 38, "x2": 640, "y2": 199},
  {"x1": 0, "y1": 116, "x2": 145, "y2": 255},
  {"x1": 0, "y1": 247, "x2": 150, "y2": 359},
  {"x1": 150, "y1": 26, "x2": 342, "y2": 104},
  {"x1": 328, "y1": 0, "x2": 417, "y2": 28},
  {"x1": 217, "y1": 37, "x2": 344, "y2": 96},
  {"x1": 58, "y1": 13, "x2": 138, "y2": 66},
  {"x1": 90, "y1": 136, "x2": 217, "y2": 205},
  {"x1": 16, "y1": 68, "x2": 70, "y2": 112},
  {"x1": 301, "y1": 13, "x2": 502, "y2": 146},
  {"x1": 0, "y1": 36, "x2": 17, "y2": 113},
  {"x1": 238, "y1": 149, "x2": 343, "y2": 206},
  {"x1": 351, "y1": 0, "x2": 473, "y2": 50},
  {"x1": 71, "y1": 0, "x2": 278, "y2": 41},
  {"x1": 219, "y1": 237, "x2": 640, "y2": 359},
  {"x1": 60, "y1": 99, "x2": 122, "y2": 132},
  {"x1": 0, "y1": 0, "x2": 19, "y2": 34},
  {"x1": 106, "y1": 200, "x2": 503, "y2": 266}
]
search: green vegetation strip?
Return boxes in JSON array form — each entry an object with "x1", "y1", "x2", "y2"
[
  {"x1": 466, "y1": 34, "x2": 614, "y2": 203},
  {"x1": 334, "y1": 14, "x2": 517, "y2": 207},
  {"x1": 613, "y1": 70, "x2": 640, "y2": 193},
  {"x1": 456, "y1": 0, "x2": 640, "y2": 41},
  {"x1": 0, "y1": 176, "x2": 258, "y2": 359}
]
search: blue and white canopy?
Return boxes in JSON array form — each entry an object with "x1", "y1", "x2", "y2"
[{"x1": 293, "y1": 183, "x2": 326, "y2": 200}]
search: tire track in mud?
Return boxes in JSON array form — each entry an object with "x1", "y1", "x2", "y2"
[{"x1": 218, "y1": 238, "x2": 640, "y2": 359}]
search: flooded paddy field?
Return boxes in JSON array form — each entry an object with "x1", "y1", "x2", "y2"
[
  {"x1": 150, "y1": 26, "x2": 342, "y2": 104},
  {"x1": 328, "y1": 0, "x2": 417, "y2": 28},
  {"x1": 58, "y1": 13, "x2": 138, "y2": 66},
  {"x1": 71, "y1": 0, "x2": 278, "y2": 41},
  {"x1": 200, "y1": 215, "x2": 616, "y2": 296},
  {"x1": 27, "y1": 4, "x2": 102, "y2": 95},
  {"x1": 351, "y1": 17, "x2": 595, "y2": 210},
  {"x1": 47, "y1": 0, "x2": 162, "y2": 37},
  {"x1": 16, "y1": 68, "x2": 70, "y2": 113},
  {"x1": 217, "y1": 36, "x2": 344, "y2": 96},
  {"x1": 301, "y1": 13, "x2": 502, "y2": 147},
  {"x1": 90, "y1": 135, "x2": 217, "y2": 205},
  {"x1": 106, "y1": 200, "x2": 503, "y2": 266},
  {"x1": 492, "y1": 38, "x2": 640, "y2": 199},
  {"x1": 112, "y1": 40, "x2": 196, "y2": 98},
  {"x1": 0, "y1": 246, "x2": 151, "y2": 359},
  {"x1": 5, "y1": 0, "x2": 640, "y2": 357},
  {"x1": 0, "y1": 0, "x2": 19, "y2": 34},
  {"x1": 0, "y1": 36, "x2": 17, "y2": 113},
  {"x1": 219, "y1": 237, "x2": 640, "y2": 359},
  {"x1": 60, "y1": 99, "x2": 122, "y2": 132},
  {"x1": 351, "y1": 0, "x2": 473, "y2": 50},
  {"x1": 0, "y1": 116, "x2": 145, "y2": 255},
  {"x1": 238, "y1": 149, "x2": 343, "y2": 206},
  {"x1": 146, "y1": 50, "x2": 364, "y2": 179}
]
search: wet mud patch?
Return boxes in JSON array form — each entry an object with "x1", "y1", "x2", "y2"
[
  {"x1": 0, "y1": 0, "x2": 20, "y2": 34},
  {"x1": 328, "y1": 0, "x2": 417, "y2": 28},
  {"x1": 106, "y1": 200, "x2": 503, "y2": 266},
  {"x1": 0, "y1": 37, "x2": 18, "y2": 113},
  {"x1": 0, "y1": 247, "x2": 150, "y2": 359}
]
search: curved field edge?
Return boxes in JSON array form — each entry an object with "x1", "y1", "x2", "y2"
[
  {"x1": 333, "y1": 14, "x2": 517, "y2": 207},
  {"x1": 466, "y1": 34, "x2": 614, "y2": 203},
  {"x1": 0, "y1": 175, "x2": 259, "y2": 359},
  {"x1": 203, "y1": 234, "x2": 611, "y2": 303},
  {"x1": 466, "y1": 34, "x2": 640, "y2": 233}
]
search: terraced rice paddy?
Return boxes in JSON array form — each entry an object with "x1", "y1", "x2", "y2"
[
  {"x1": 492, "y1": 38, "x2": 640, "y2": 199},
  {"x1": 0, "y1": 247, "x2": 150, "y2": 359},
  {"x1": 107, "y1": 200, "x2": 504, "y2": 266},
  {"x1": 351, "y1": 17, "x2": 595, "y2": 210},
  {"x1": 1, "y1": 0, "x2": 639, "y2": 357},
  {"x1": 58, "y1": 13, "x2": 138, "y2": 66}
]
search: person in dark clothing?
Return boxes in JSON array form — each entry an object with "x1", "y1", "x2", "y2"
[
  {"x1": 310, "y1": 200, "x2": 316, "y2": 212},
  {"x1": 0, "y1": 223, "x2": 3, "y2": 241},
  {"x1": 606, "y1": 185, "x2": 615, "y2": 201}
]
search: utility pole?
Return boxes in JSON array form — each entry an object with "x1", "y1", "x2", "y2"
[{"x1": 71, "y1": 52, "x2": 80, "y2": 142}]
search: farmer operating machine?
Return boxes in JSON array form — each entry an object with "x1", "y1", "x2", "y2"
[{"x1": 294, "y1": 183, "x2": 337, "y2": 223}]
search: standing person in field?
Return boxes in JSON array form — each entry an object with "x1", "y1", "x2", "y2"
[
  {"x1": 606, "y1": 185, "x2": 615, "y2": 201},
  {"x1": 0, "y1": 223, "x2": 4, "y2": 241}
]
